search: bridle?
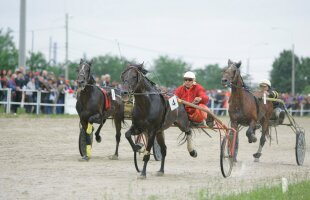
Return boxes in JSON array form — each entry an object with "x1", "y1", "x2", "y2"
[
  {"x1": 77, "y1": 63, "x2": 92, "y2": 91},
  {"x1": 223, "y1": 64, "x2": 247, "y2": 89}
]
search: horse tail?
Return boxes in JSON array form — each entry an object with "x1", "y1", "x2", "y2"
[{"x1": 177, "y1": 128, "x2": 196, "y2": 146}]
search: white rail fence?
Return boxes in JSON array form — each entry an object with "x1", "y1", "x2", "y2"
[{"x1": 0, "y1": 88, "x2": 309, "y2": 116}]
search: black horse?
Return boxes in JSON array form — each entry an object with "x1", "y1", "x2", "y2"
[
  {"x1": 221, "y1": 59, "x2": 273, "y2": 162},
  {"x1": 121, "y1": 63, "x2": 197, "y2": 178},
  {"x1": 76, "y1": 59, "x2": 125, "y2": 160}
]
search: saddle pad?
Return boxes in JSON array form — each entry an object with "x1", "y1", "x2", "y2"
[{"x1": 100, "y1": 88, "x2": 111, "y2": 110}]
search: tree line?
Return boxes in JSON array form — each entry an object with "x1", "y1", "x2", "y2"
[{"x1": 0, "y1": 28, "x2": 309, "y2": 93}]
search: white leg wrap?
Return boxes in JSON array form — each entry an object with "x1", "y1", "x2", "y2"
[
  {"x1": 144, "y1": 150, "x2": 150, "y2": 156},
  {"x1": 186, "y1": 135, "x2": 194, "y2": 152}
]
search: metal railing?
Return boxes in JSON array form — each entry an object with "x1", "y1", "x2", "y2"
[
  {"x1": 0, "y1": 88, "x2": 309, "y2": 116},
  {"x1": 0, "y1": 88, "x2": 66, "y2": 115}
]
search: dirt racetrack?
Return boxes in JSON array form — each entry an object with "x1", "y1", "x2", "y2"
[{"x1": 0, "y1": 116, "x2": 309, "y2": 199}]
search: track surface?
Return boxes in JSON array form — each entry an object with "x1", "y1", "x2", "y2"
[{"x1": 0, "y1": 117, "x2": 309, "y2": 199}]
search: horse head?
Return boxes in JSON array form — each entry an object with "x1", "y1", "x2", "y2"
[
  {"x1": 76, "y1": 59, "x2": 93, "y2": 88},
  {"x1": 120, "y1": 62, "x2": 147, "y2": 93},
  {"x1": 221, "y1": 59, "x2": 242, "y2": 87}
]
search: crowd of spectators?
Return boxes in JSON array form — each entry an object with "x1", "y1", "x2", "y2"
[
  {"x1": 0, "y1": 68, "x2": 310, "y2": 116},
  {"x1": 0, "y1": 67, "x2": 77, "y2": 114}
]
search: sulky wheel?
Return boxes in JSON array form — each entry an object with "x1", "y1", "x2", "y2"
[
  {"x1": 153, "y1": 137, "x2": 162, "y2": 161},
  {"x1": 295, "y1": 130, "x2": 306, "y2": 166},
  {"x1": 133, "y1": 133, "x2": 147, "y2": 172},
  {"x1": 79, "y1": 128, "x2": 93, "y2": 157},
  {"x1": 220, "y1": 137, "x2": 233, "y2": 178}
]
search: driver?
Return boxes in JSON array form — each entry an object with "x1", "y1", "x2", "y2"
[
  {"x1": 259, "y1": 79, "x2": 285, "y2": 124},
  {"x1": 175, "y1": 71, "x2": 214, "y2": 127}
]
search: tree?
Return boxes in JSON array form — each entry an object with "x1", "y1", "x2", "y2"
[
  {"x1": 270, "y1": 50, "x2": 300, "y2": 93},
  {"x1": 26, "y1": 51, "x2": 48, "y2": 72},
  {"x1": 0, "y1": 28, "x2": 18, "y2": 70},
  {"x1": 194, "y1": 64, "x2": 223, "y2": 90},
  {"x1": 151, "y1": 55, "x2": 191, "y2": 87},
  {"x1": 91, "y1": 55, "x2": 127, "y2": 82},
  {"x1": 299, "y1": 57, "x2": 310, "y2": 94}
]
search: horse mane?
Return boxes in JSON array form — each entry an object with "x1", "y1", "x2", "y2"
[{"x1": 128, "y1": 62, "x2": 157, "y2": 87}]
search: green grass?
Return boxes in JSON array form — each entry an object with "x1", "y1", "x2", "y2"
[{"x1": 202, "y1": 179, "x2": 310, "y2": 200}]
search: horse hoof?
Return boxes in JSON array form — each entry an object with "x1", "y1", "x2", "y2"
[
  {"x1": 135, "y1": 143, "x2": 145, "y2": 153},
  {"x1": 253, "y1": 153, "x2": 262, "y2": 159},
  {"x1": 252, "y1": 137, "x2": 257, "y2": 143},
  {"x1": 109, "y1": 155, "x2": 119, "y2": 160},
  {"x1": 79, "y1": 156, "x2": 90, "y2": 161},
  {"x1": 96, "y1": 136, "x2": 101, "y2": 143},
  {"x1": 137, "y1": 174, "x2": 147, "y2": 179},
  {"x1": 156, "y1": 171, "x2": 164, "y2": 176},
  {"x1": 189, "y1": 150, "x2": 197, "y2": 158},
  {"x1": 254, "y1": 158, "x2": 260, "y2": 162}
]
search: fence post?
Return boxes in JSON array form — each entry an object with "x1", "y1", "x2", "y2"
[
  {"x1": 300, "y1": 104, "x2": 303, "y2": 117},
  {"x1": 210, "y1": 98, "x2": 214, "y2": 113},
  {"x1": 36, "y1": 90, "x2": 41, "y2": 115},
  {"x1": 6, "y1": 88, "x2": 11, "y2": 114}
]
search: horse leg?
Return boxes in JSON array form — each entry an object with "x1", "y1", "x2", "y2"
[
  {"x1": 81, "y1": 120, "x2": 92, "y2": 161},
  {"x1": 253, "y1": 121, "x2": 268, "y2": 162},
  {"x1": 174, "y1": 120, "x2": 197, "y2": 158},
  {"x1": 156, "y1": 131, "x2": 167, "y2": 176},
  {"x1": 139, "y1": 132, "x2": 156, "y2": 179},
  {"x1": 125, "y1": 125, "x2": 144, "y2": 152},
  {"x1": 109, "y1": 118, "x2": 122, "y2": 160},
  {"x1": 246, "y1": 121, "x2": 257, "y2": 143},
  {"x1": 186, "y1": 130, "x2": 197, "y2": 158},
  {"x1": 89, "y1": 114, "x2": 105, "y2": 143}
]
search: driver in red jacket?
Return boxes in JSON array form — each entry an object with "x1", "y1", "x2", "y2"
[{"x1": 175, "y1": 71, "x2": 214, "y2": 127}]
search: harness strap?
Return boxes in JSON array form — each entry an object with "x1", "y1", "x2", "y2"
[{"x1": 253, "y1": 94, "x2": 260, "y2": 117}]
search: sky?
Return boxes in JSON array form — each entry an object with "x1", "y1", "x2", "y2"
[{"x1": 1, "y1": 0, "x2": 309, "y2": 83}]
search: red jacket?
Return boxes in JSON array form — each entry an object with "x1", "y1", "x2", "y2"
[{"x1": 175, "y1": 83, "x2": 209, "y2": 115}]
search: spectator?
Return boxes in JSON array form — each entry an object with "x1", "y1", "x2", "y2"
[
  {"x1": 56, "y1": 75, "x2": 66, "y2": 114},
  {"x1": 101, "y1": 74, "x2": 111, "y2": 87},
  {"x1": 7, "y1": 74, "x2": 17, "y2": 114},
  {"x1": 25, "y1": 78, "x2": 36, "y2": 113}
]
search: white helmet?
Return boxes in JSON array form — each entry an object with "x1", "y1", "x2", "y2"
[
  {"x1": 259, "y1": 79, "x2": 271, "y2": 87},
  {"x1": 183, "y1": 71, "x2": 196, "y2": 79}
]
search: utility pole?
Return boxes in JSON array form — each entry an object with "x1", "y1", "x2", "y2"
[
  {"x1": 49, "y1": 37, "x2": 52, "y2": 62},
  {"x1": 292, "y1": 44, "x2": 295, "y2": 96},
  {"x1": 65, "y1": 13, "x2": 69, "y2": 80},
  {"x1": 31, "y1": 30, "x2": 34, "y2": 54},
  {"x1": 18, "y1": 0, "x2": 26, "y2": 73},
  {"x1": 272, "y1": 27, "x2": 295, "y2": 96},
  {"x1": 53, "y1": 42, "x2": 57, "y2": 65}
]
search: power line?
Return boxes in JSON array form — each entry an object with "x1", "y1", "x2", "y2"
[{"x1": 69, "y1": 28, "x2": 232, "y2": 61}]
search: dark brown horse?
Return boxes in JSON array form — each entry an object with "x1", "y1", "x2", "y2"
[
  {"x1": 221, "y1": 59, "x2": 273, "y2": 162},
  {"x1": 76, "y1": 59, "x2": 125, "y2": 160},
  {"x1": 121, "y1": 63, "x2": 197, "y2": 178}
]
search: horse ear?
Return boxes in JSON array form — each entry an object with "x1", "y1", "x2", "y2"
[
  {"x1": 80, "y1": 59, "x2": 84, "y2": 64},
  {"x1": 138, "y1": 62, "x2": 144, "y2": 69},
  {"x1": 228, "y1": 59, "x2": 232, "y2": 65},
  {"x1": 236, "y1": 61, "x2": 242, "y2": 68},
  {"x1": 89, "y1": 59, "x2": 93, "y2": 66}
]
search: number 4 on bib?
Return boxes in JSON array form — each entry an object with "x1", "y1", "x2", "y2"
[{"x1": 168, "y1": 95, "x2": 179, "y2": 111}]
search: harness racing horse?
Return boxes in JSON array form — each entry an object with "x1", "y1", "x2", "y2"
[
  {"x1": 76, "y1": 59, "x2": 125, "y2": 160},
  {"x1": 221, "y1": 59, "x2": 273, "y2": 162},
  {"x1": 121, "y1": 63, "x2": 197, "y2": 178}
]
